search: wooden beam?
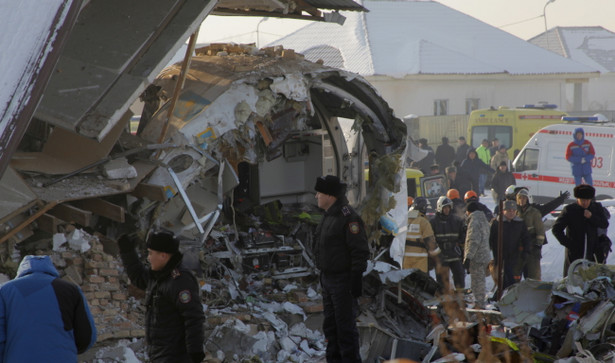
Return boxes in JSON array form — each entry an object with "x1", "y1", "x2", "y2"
[
  {"x1": 0, "y1": 201, "x2": 58, "y2": 245},
  {"x1": 48, "y1": 203, "x2": 92, "y2": 227},
  {"x1": 37, "y1": 213, "x2": 62, "y2": 234},
  {"x1": 130, "y1": 182, "x2": 167, "y2": 201},
  {"x1": 72, "y1": 198, "x2": 125, "y2": 223}
]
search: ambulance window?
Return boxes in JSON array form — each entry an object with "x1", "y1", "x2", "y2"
[
  {"x1": 407, "y1": 178, "x2": 417, "y2": 198},
  {"x1": 514, "y1": 148, "x2": 539, "y2": 172}
]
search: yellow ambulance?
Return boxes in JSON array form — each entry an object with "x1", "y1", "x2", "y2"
[{"x1": 467, "y1": 104, "x2": 568, "y2": 159}]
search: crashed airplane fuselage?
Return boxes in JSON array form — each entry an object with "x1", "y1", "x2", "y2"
[{"x1": 136, "y1": 46, "x2": 407, "y2": 246}]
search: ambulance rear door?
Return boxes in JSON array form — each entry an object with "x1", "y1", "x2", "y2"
[{"x1": 512, "y1": 146, "x2": 540, "y2": 197}]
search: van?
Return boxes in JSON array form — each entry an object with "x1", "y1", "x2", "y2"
[
  {"x1": 512, "y1": 121, "x2": 615, "y2": 202},
  {"x1": 468, "y1": 105, "x2": 568, "y2": 159}
]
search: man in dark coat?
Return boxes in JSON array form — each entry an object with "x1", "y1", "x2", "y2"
[
  {"x1": 435, "y1": 136, "x2": 456, "y2": 169},
  {"x1": 413, "y1": 138, "x2": 435, "y2": 174},
  {"x1": 491, "y1": 161, "x2": 516, "y2": 203},
  {"x1": 459, "y1": 148, "x2": 495, "y2": 195},
  {"x1": 490, "y1": 200, "x2": 531, "y2": 290},
  {"x1": 118, "y1": 231, "x2": 205, "y2": 363},
  {"x1": 455, "y1": 136, "x2": 470, "y2": 166},
  {"x1": 552, "y1": 184, "x2": 609, "y2": 276},
  {"x1": 314, "y1": 175, "x2": 369, "y2": 363}
]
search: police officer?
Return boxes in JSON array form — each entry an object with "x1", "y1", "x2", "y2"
[
  {"x1": 430, "y1": 196, "x2": 466, "y2": 293},
  {"x1": 118, "y1": 231, "x2": 205, "y2": 363},
  {"x1": 313, "y1": 175, "x2": 369, "y2": 363},
  {"x1": 516, "y1": 188, "x2": 546, "y2": 280},
  {"x1": 404, "y1": 197, "x2": 441, "y2": 272}
]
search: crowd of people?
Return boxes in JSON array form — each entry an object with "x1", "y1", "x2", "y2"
[{"x1": 414, "y1": 136, "x2": 517, "y2": 204}]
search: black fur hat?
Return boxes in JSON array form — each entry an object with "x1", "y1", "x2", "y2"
[
  {"x1": 315, "y1": 175, "x2": 346, "y2": 197},
  {"x1": 574, "y1": 184, "x2": 595, "y2": 199},
  {"x1": 146, "y1": 231, "x2": 179, "y2": 254}
]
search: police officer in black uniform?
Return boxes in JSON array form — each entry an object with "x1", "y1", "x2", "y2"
[
  {"x1": 314, "y1": 175, "x2": 369, "y2": 363},
  {"x1": 430, "y1": 196, "x2": 466, "y2": 293},
  {"x1": 118, "y1": 231, "x2": 205, "y2": 363}
]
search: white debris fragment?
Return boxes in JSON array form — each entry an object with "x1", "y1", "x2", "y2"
[
  {"x1": 306, "y1": 287, "x2": 318, "y2": 299},
  {"x1": 201, "y1": 283, "x2": 212, "y2": 292},
  {"x1": 67, "y1": 229, "x2": 91, "y2": 253},
  {"x1": 282, "y1": 301, "x2": 306, "y2": 321},
  {"x1": 52, "y1": 233, "x2": 67, "y2": 250},
  {"x1": 282, "y1": 283, "x2": 298, "y2": 292},
  {"x1": 103, "y1": 157, "x2": 137, "y2": 179}
]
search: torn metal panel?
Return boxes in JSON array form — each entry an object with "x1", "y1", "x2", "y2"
[
  {"x1": 213, "y1": 0, "x2": 367, "y2": 19},
  {"x1": 0, "y1": 167, "x2": 38, "y2": 223},
  {"x1": 34, "y1": 0, "x2": 217, "y2": 141},
  {"x1": 498, "y1": 280, "x2": 554, "y2": 327},
  {"x1": 0, "y1": 0, "x2": 82, "y2": 179}
]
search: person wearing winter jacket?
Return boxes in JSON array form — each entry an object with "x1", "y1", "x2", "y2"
[
  {"x1": 490, "y1": 200, "x2": 531, "y2": 291},
  {"x1": 490, "y1": 144, "x2": 510, "y2": 171},
  {"x1": 435, "y1": 137, "x2": 456, "y2": 169},
  {"x1": 565, "y1": 127, "x2": 595, "y2": 186},
  {"x1": 431, "y1": 196, "x2": 466, "y2": 293},
  {"x1": 463, "y1": 202, "x2": 492, "y2": 309},
  {"x1": 552, "y1": 184, "x2": 609, "y2": 277},
  {"x1": 0, "y1": 255, "x2": 97, "y2": 362},
  {"x1": 118, "y1": 231, "x2": 205, "y2": 363},
  {"x1": 459, "y1": 148, "x2": 495, "y2": 195},
  {"x1": 455, "y1": 136, "x2": 471, "y2": 166},
  {"x1": 516, "y1": 189, "x2": 546, "y2": 280},
  {"x1": 475, "y1": 140, "x2": 493, "y2": 196},
  {"x1": 491, "y1": 161, "x2": 516, "y2": 203}
]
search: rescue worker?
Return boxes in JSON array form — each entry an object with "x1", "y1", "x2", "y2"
[
  {"x1": 431, "y1": 196, "x2": 466, "y2": 293},
  {"x1": 313, "y1": 175, "x2": 369, "y2": 363},
  {"x1": 475, "y1": 139, "x2": 492, "y2": 196},
  {"x1": 404, "y1": 197, "x2": 441, "y2": 272},
  {"x1": 565, "y1": 127, "x2": 595, "y2": 186},
  {"x1": 447, "y1": 188, "x2": 467, "y2": 220},
  {"x1": 489, "y1": 200, "x2": 530, "y2": 291},
  {"x1": 463, "y1": 201, "x2": 491, "y2": 309},
  {"x1": 497, "y1": 185, "x2": 569, "y2": 218},
  {"x1": 464, "y1": 190, "x2": 493, "y2": 221},
  {"x1": 516, "y1": 188, "x2": 546, "y2": 280},
  {"x1": 552, "y1": 184, "x2": 609, "y2": 277}
]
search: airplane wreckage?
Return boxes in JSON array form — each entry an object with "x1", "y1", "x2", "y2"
[{"x1": 5, "y1": 2, "x2": 615, "y2": 363}]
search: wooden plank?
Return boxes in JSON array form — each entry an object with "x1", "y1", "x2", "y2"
[
  {"x1": 130, "y1": 182, "x2": 167, "y2": 201},
  {"x1": 0, "y1": 201, "x2": 59, "y2": 245},
  {"x1": 37, "y1": 213, "x2": 62, "y2": 234},
  {"x1": 72, "y1": 198, "x2": 125, "y2": 223},
  {"x1": 48, "y1": 203, "x2": 92, "y2": 227}
]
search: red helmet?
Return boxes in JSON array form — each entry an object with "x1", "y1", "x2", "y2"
[
  {"x1": 446, "y1": 189, "x2": 460, "y2": 200},
  {"x1": 464, "y1": 190, "x2": 478, "y2": 202}
]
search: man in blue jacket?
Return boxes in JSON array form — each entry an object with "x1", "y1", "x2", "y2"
[{"x1": 0, "y1": 255, "x2": 97, "y2": 362}]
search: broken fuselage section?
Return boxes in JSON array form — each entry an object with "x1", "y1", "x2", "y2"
[{"x1": 134, "y1": 45, "x2": 407, "y2": 278}]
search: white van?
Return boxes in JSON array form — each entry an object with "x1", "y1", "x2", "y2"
[{"x1": 512, "y1": 121, "x2": 615, "y2": 202}]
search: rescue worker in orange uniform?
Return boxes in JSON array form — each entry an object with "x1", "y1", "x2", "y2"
[{"x1": 404, "y1": 197, "x2": 441, "y2": 272}]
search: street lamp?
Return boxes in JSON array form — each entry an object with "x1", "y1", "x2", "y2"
[
  {"x1": 256, "y1": 17, "x2": 269, "y2": 48},
  {"x1": 543, "y1": 0, "x2": 556, "y2": 49}
]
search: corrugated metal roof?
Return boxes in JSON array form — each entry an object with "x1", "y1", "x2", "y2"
[{"x1": 268, "y1": 0, "x2": 598, "y2": 78}]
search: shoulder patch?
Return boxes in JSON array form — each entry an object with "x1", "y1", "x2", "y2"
[
  {"x1": 171, "y1": 269, "x2": 181, "y2": 279},
  {"x1": 342, "y1": 205, "x2": 351, "y2": 216},
  {"x1": 349, "y1": 222, "x2": 360, "y2": 234},
  {"x1": 179, "y1": 290, "x2": 192, "y2": 304}
]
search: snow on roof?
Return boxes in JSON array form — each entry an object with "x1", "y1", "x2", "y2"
[
  {"x1": 268, "y1": 0, "x2": 598, "y2": 78},
  {"x1": 529, "y1": 26, "x2": 615, "y2": 73}
]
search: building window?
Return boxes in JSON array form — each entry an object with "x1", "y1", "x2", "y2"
[
  {"x1": 466, "y1": 98, "x2": 479, "y2": 114},
  {"x1": 434, "y1": 99, "x2": 448, "y2": 115}
]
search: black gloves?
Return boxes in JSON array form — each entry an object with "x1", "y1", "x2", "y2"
[
  {"x1": 117, "y1": 233, "x2": 137, "y2": 253},
  {"x1": 190, "y1": 352, "x2": 205, "y2": 363},
  {"x1": 351, "y1": 272, "x2": 363, "y2": 298},
  {"x1": 463, "y1": 259, "x2": 470, "y2": 273},
  {"x1": 560, "y1": 190, "x2": 570, "y2": 199}
]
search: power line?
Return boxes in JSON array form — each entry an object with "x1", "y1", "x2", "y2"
[{"x1": 498, "y1": 14, "x2": 544, "y2": 29}]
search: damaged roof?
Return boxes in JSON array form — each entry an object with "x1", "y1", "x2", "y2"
[{"x1": 267, "y1": 0, "x2": 599, "y2": 78}]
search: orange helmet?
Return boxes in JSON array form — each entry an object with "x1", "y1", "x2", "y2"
[
  {"x1": 464, "y1": 190, "x2": 478, "y2": 201},
  {"x1": 446, "y1": 189, "x2": 460, "y2": 200},
  {"x1": 407, "y1": 196, "x2": 414, "y2": 206}
]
